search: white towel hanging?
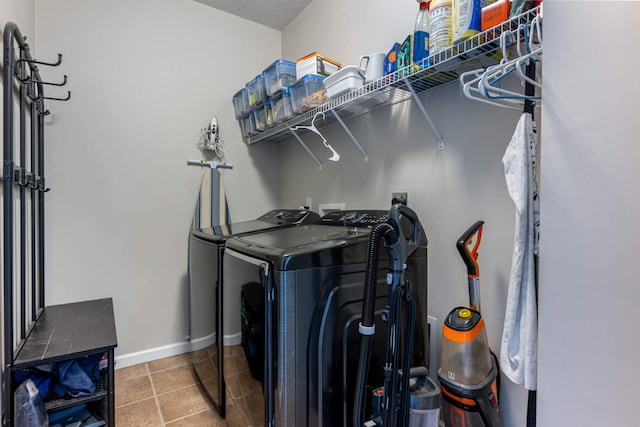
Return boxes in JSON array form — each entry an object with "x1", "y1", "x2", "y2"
[{"x1": 500, "y1": 112, "x2": 540, "y2": 391}]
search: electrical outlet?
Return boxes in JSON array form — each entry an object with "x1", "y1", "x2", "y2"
[{"x1": 391, "y1": 192, "x2": 408, "y2": 206}]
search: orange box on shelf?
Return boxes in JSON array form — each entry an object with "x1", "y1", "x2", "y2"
[
  {"x1": 295, "y1": 52, "x2": 342, "y2": 80},
  {"x1": 481, "y1": 0, "x2": 512, "y2": 31}
]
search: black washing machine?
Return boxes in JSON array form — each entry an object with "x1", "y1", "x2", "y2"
[
  {"x1": 223, "y1": 210, "x2": 429, "y2": 427},
  {"x1": 187, "y1": 209, "x2": 319, "y2": 417}
]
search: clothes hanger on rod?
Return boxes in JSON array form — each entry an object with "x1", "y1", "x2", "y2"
[{"x1": 460, "y1": 15, "x2": 542, "y2": 108}]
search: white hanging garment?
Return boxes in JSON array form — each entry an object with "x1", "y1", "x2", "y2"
[{"x1": 500, "y1": 112, "x2": 540, "y2": 391}]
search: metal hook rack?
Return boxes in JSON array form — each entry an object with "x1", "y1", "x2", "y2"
[{"x1": 3, "y1": 22, "x2": 71, "y2": 424}]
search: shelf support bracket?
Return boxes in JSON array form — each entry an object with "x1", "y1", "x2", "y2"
[
  {"x1": 404, "y1": 79, "x2": 445, "y2": 150},
  {"x1": 330, "y1": 108, "x2": 368, "y2": 162},
  {"x1": 289, "y1": 128, "x2": 322, "y2": 169}
]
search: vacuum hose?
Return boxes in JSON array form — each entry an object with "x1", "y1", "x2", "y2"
[{"x1": 353, "y1": 222, "x2": 398, "y2": 427}]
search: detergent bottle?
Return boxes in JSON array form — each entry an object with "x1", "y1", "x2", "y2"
[
  {"x1": 413, "y1": 1, "x2": 430, "y2": 68},
  {"x1": 452, "y1": 0, "x2": 483, "y2": 44},
  {"x1": 429, "y1": 0, "x2": 453, "y2": 56}
]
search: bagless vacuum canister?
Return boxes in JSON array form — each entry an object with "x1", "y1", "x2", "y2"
[{"x1": 438, "y1": 307, "x2": 500, "y2": 427}]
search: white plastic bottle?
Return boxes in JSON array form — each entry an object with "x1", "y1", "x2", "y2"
[
  {"x1": 413, "y1": 1, "x2": 430, "y2": 67},
  {"x1": 429, "y1": 0, "x2": 453, "y2": 56}
]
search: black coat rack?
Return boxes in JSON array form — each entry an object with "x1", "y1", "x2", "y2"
[{"x1": 2, "y1": 21, "x2": 70, "y2": 426}]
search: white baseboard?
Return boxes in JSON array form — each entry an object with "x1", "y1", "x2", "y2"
[{"x1": 114, "y1": 332, "x2": 242, "y2": 369}]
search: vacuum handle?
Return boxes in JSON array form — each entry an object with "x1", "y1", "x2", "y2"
[
  {"x1": 456, "y1": 220, "x2": 484, "y2": 278},
  {"x1": 387, "y1": 203, "x2": 421, "y2": 248}
]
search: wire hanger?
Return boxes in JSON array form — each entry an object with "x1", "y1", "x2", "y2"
[
  {"x1": 460, "y1": 15, "x2": 543, "y2": 109},
  {"x1": 290, "y1": 111, "x2": 340, "y2": 162}
]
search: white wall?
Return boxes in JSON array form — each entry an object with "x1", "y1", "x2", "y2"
[
  {"x1": 283, "y1": 0, "x2": 416, "y2": 65},
  {"x1": 537, "y1": 2, "x2": 640, "y2": 425},
  {"x1": 0, "y1": 0, "x2": 36, "y2": 419},
  {"x1": 281, "y1": 1, "x2": 530, "y2": 425},
  {"x1": 33, "y1": 0, "x2": 282, "y2": 361}
]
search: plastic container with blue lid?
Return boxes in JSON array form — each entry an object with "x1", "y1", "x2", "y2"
[
  {"x1": 263, "y1": 60, "x2": 297, "y2": 97},
  {"x1": 240, "y1": 112, "x2": 259, "y2": 139},
  {"x1": 272, "y1": 88, "x2": 294, "y2": 124},
  {"x1": 254, "y1": 101, "x2": 274, "y2": 131},
  {"x1": 290, "y1": 74, "x2": 327, "y2": 114},
  {"x1": 233, "y1": 88, "x2": 250, "y2": 118},
  {"x1": 246, "y1": 75, "x2": 267, "y2": 109}
]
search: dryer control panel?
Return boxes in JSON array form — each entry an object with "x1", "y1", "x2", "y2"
[{"x1": 318, "y1": 210, "x2": 390, "y2": 227}]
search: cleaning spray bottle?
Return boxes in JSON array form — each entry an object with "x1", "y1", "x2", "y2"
[
  {"x1": 452, "y1": 0, "x2": 483, "y2": 44},
  {"x1": 413, "y1": 1, "x2": 430, "y2": 68},
  {"x1": 429, "y1": 0, "x2": 453, "y2": 56}
]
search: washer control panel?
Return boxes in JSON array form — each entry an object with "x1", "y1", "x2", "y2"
[
  {"x1": 258, "y1": 209, "x2": 318, "y2": 225},
  {"x1": 318, "y1": 210, "x2": 390, "y2": 227}
]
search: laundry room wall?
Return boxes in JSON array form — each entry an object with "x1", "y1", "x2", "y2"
[
  {"x1": 33, "y1": 0, "x2": 282, "y2": 363},
  {"x1": 1, "y1": 0, "x2": 36, "y2": 418},
  {"x1": 279, "y1": 0, "x2": 530, "y2": 425},
  {"x1": 538, "y1": 2, "x2": 639, "y2": 425}
]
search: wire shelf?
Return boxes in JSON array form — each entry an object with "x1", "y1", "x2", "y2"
[{"x1": 247, "y1": 6, "x2": 540, "y2": 145}]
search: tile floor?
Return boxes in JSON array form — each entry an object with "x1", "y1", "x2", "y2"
[{"x1": 115, "y1": 345, "x2": 264, "y2": 426}]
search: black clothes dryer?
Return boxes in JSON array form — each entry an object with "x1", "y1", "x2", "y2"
[
  {"x1": 187, "y1": 209, "x2": 319, "y2": 417},
  {"x1": 223, "y1": 210, "x2": 429, "y2": 427}
]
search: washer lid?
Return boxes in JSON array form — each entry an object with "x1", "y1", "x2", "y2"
[
  {"x1": 225, "y1": 224, "x2": 377, "y2": 270},
  {"x1": 191, "y1": 209, "x2": 318, "y2": 243}
]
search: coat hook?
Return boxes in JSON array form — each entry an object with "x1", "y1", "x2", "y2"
[
  {"x1": 41, "y1": 75, "x2": 68, "y2": 87},
  {"x1": 15, "y1": 53, "x2": 63, "y2": 68},
  {"x1": 36, "y1": 102, "x2": 50, "y2": 115},
  {"x1": 43, "y1": 91, "x2": 71, "y2": 102},
  {"x1": 14, "y1": 63, "x2": 32, "y2": 82}
]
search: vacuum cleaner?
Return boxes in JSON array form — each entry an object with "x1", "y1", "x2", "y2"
[
  {"x1": 353, "y1": 204, "x2": 440, "y2": 427},
  {"x1": 438, "y1": 221, "x2": 502, "y2": 427}
]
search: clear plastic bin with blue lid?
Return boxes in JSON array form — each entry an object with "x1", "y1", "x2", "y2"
[
  {"x1": 290, "y1": 74, "x2": 327, "y2": 114},
  {"x1": 240, "y1": 112, "x2": 259, "y2": 139},
  {"x1": 263, "y1": 59, "x2": 297, "y2": 97},
  {"x1": 246, "y1": 74, "x2": 267, "y2": 109},
  {"x1": 233, "y1": 88, "x2": 250, "y2": 118},
  {"x1": 271, "y1": 88, "x2": 294, "y2": 124},
  {"x1": 254, "y1": 101, "x2": 274, "y2": 131}
]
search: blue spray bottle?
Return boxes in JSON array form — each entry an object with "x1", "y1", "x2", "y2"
[{"x1": 413, "y1": 1, "x2": 430, "y2": 68}]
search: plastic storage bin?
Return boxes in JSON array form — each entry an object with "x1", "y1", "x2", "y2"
[
  {"x1": 254, "y1": 102, "x2": 273, "y2": 131},
  {"x1": 323, "y1": 65, "x2": 364, "y2": 99},
  {"x1": 290, "y1": 74, "x2": 327, "y2": 114},
  {"x1": 240, "y1": 112, "x2": 259, "y2": 138},
  {"x1": 246, "y1": 74, "x2": 267, "y2": 109},
  {"x1": 233, "y1": 88, "x2": 250, "y2": 118},
  {"x1": 296, "y1": 52, "x2": 342, "y2": 80},
  {"x1": 263, "y1": 60, "x2": 297, "y2": 97},
  {"x1": 271, "y1": 88, "x2": 294, "y2": 124}
]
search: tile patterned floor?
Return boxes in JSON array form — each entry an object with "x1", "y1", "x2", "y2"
[{"x1": 115, "y1": 345, "x2": 264, "y2": 426}]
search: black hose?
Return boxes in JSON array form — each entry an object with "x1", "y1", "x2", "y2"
[{"x1": 353, "y1": 222, "x2": 397, "y2": 427}]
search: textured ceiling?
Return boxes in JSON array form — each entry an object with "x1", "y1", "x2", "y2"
[{"x1": 193, "y1": 0, "x2": 314, "y2": 31}]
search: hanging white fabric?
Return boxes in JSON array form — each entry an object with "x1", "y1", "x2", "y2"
[{"x1": 500, "y1": 112, "x2": 540, "y2": 391}]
